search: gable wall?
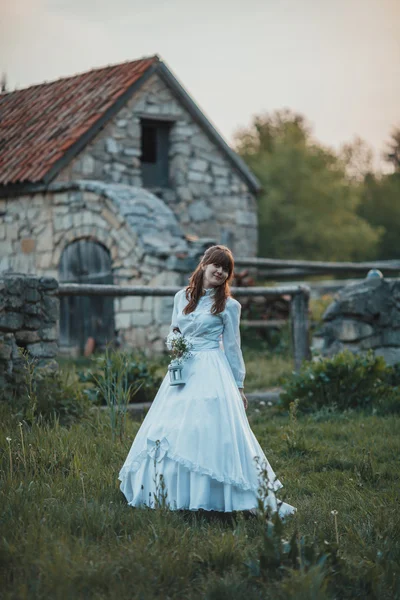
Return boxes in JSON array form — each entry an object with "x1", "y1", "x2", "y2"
[{"x1": 55, "y1": 73, "x2": 258, "y2": 256}]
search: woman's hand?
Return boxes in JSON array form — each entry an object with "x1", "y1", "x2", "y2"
[{"x1": 239, "y1": 388, "x2": 248, "y2": 410}]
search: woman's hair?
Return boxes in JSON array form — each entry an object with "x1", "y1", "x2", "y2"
[{"x1": 184, "y1": 245, "x2": 234, "y2": 315}]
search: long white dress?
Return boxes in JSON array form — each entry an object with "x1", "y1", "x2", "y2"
[{"x1": 118, "y1": 287, "x2": 296, "y2": 516}]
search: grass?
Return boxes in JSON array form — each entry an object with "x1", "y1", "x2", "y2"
[
  {"x1": 1, "y1": 390, "x2": 399, "y2": 599},
  {"x1": 242, "y1": 348, "x2": 291, "y2": 391},
  {"x1": 57, "y1": 338, "x2": 293, "y2": 395}
]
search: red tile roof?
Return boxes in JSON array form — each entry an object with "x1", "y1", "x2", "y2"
[{"x1": 0, "y1": 56, "x2": 159, "y2": 187}]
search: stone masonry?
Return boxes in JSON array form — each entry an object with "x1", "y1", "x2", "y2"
[
  {"x1": 0, "y1": 273, "x2": 59, "y2": 387},
  {"x1": 313, "y1": 277, "x2": 400, "y2": 365},
  {"x1": 0, "y1": 68, "x2": 258, "y2": 355},
  {"x1": 0, "y1": 181, "x2": 207, "y2": 354},
  {"x1": 56, "y1": 72, "x2": 258, "y2": 257}
]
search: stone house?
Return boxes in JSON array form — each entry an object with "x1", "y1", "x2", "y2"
[{"x1": 0, "y1": 55, "x2": 260, "y2": 354}]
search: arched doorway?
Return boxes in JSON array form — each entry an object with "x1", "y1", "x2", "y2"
[{"x1": 59, "y1": 239, "x2": 115, "y2": 353}]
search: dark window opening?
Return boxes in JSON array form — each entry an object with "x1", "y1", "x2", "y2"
[
  {"x1": 141, "y1": 123, "x2": 157, "y2": 163},
  {"x1": 141, "y1": 119, "x2": 171, "y2": 188}
]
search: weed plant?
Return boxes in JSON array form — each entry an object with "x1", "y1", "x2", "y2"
[
  {"x1": 0, "y1": 349, "x2": 91, "y2": 427},
  {"x1": 77, "y1": 348, "x2": 162, "y2": 405}
]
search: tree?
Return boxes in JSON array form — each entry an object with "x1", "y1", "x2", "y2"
[
  {"x1": 234, "y1": 110, "x2": 382, "y2": 261},
  {"x1": 354, "y1": 127, "x2": 400, "y2": 260},
  {"x1": 384, "y1": 127, "x2": 400, "y2": 172},
  {"x1": 357, "y1": 171, "x2": 400, "y2": 260},
  {"x1": 339, "y1": 136, "x2": 374, "y2": 182}
]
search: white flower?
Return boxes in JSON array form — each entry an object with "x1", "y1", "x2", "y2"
[
  {"x1": 166, "y1": 330, "x2": 193, "y2": 363},
  {"x1": 166, "y1": 330, "x2": 182, "y2": 351},
  {"x1": 6, "y1": 437, "x2": 11, "y2": 443}
]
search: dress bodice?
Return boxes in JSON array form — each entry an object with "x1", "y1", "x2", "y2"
[{"x1": 170, "y1": 288, "x2": 246, "y2": 388}]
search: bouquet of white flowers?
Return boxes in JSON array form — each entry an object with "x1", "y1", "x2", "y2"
[
  {"x1": 165, "y1": 330, "x2": 193, "y2": 385},
  {"x1": 165, "y1": 330, "x2": 193, "y2": 364}
]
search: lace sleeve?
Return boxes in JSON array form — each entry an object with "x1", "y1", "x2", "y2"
[{"x1": 222, "y1": 298, "x2": 246, "y2": 388}]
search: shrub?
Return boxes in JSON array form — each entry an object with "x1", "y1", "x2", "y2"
[{"x1": 280, "y1": 350, "x2": 400, "y2": 415}]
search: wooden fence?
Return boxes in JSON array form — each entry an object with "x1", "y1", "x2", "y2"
[
  {"x1": 234, "y1": 257, "x2": 400, "y2": 280},
  {"x1": 57, "y1": 283, "x2": 311, "y2": 370}
]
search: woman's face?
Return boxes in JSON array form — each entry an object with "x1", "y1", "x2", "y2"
[{"x1": 202, "y1": 262, "x2": 229, "y2": 288}]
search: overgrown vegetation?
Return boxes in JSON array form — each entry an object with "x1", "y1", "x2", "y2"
[
  {"x1": 280, "y1": 349, "x2": 400, "y2": 415},
  {"x1": 1, "y1": 397, "x2": 399, "y2": 598},
  {"x1": 1, "y1": 349, "x2": 399, "y2": 599},
  {"x1": 77, "y1": 349, "x2": 163, "y2": 405},
  {"x1": 0, "y1": 350, "x2": 91, "y2": 427}
]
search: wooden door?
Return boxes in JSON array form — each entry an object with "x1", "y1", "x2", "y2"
[{"x1": 59, "y1": 240, "x2": 115, "y2": 352}]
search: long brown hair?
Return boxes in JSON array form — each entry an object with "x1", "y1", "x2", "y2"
[{"x1": 184, "y1": 245, "x2": 234, "y2": 315}]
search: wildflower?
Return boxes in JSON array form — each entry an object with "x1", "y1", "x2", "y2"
[
  {"x1": 331, "y1": 510, "x2": 339, "y2": 544},
  {"x1": 6, "y1": 437, "x2": 11, "y2": 443},
  {"x1": 259, "y1": 401, "x2": 266, "y2": 407}
]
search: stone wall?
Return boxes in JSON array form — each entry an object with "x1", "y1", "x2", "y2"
[
  {"x1": 0, "y1": 273, "x2": 59, "y2": 387},
  {"x1": 0, "y1": 182, "x2": 198, "y2": 354},
  {"x1": 0, "y1": 184, "x2": 144, "y2": 279},
  {"x1": 55, "y1": 73, "x2": 258, "y2": 256},
  {"x1": 0, "y1": 181, "x2": 198, "y2": 352},
  {"x1": 313, "y1": 277, "x2": 400, "y2": 365}
]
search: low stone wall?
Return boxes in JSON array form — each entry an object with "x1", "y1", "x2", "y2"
[
  {"x1": 0, "y1": 273, "x2": 59, "y2": 387},
  {"x1": 313, "y1": 277, "x2": 400, "y2": 365}
]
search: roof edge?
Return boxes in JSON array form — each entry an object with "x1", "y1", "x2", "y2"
[
  {"x1": 0, "y1": 54, "x2": 160, "y2": 97},
  {"x1": 155, "y1": 60, "x2": 261, "y2": 194},
  {"x1": 40, "y1": 60, "x2": 160, "y2": 186},
  {"x1": 0, "y1": 56, "x2": 260, "y2": 195}
]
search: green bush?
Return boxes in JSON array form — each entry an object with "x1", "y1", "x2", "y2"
[
  {"x1": 78, "y1": 350, "x2": 162, "y2": 405},
  {"x1": 280, "y1": 350, "x2": 400, "y2": 415}
]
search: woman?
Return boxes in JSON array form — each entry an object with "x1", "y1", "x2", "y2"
[{"x1": 119, "y1": 245, "x2": 296, "y2": 516}]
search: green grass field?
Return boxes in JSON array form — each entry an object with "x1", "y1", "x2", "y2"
[{"x1": 1, "y1": 383, "x2": 399, "y2": 599}]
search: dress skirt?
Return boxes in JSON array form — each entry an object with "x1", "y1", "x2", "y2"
[{"x1": 118, "y1": 346, "x2": 296, "y2": 516}]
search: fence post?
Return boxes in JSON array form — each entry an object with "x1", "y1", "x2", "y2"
[{"x1": 290, "y1": 287, "x2": 311, "y2": 370}]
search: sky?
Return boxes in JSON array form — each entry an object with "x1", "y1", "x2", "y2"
[{"x1": 1, "y1": 0, "x2": 399, "y2": 171}]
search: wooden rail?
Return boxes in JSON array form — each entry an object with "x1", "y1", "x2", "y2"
[
  {"x1": 57, "y1": 284, "x2": 311, "y2": 370},
  {"x1": 235, "y1": 257, "x2": 400, "y2": 276}
]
